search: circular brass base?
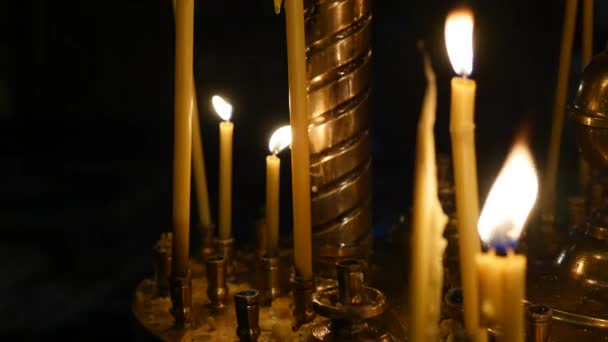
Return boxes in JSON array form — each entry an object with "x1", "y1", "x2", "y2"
[{"x1": 526, "y1": 221, "x2": 608, "y2": 341}]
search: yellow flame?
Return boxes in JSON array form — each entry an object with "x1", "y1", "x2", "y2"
[
  {"x1": 445, "y1": 9, "x2": 474, "y2": 76},
  {"x1": 212, "y1": 95, "x2": 232, "y2": 121},
  {"x1": 268, "y1": 125, "x2": 292, "y2": 154},
  {"x1": 477, "y1": 143, "x2": 538, "y2": 245}
]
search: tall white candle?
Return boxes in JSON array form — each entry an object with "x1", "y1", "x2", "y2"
[
  {"x1": 445, "y1": 10, "x2": 485, "y2": 341},
  {"x1": 171, "y1": 0, "x2": 194, "y2": 277}
]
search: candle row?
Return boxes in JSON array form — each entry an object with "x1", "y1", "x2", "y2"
[
  {"x1": 170, "y1": 0, "x2": 313, "y2": 292},
  {"x1": 409, "y1": 8, "x2": 538, "y2": 342},
  {"x1": 211, "y1": 95, "x2": 292, "y2": 258}
]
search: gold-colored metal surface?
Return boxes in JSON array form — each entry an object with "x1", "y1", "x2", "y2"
[
  {"x1": 292, "y1": 275, "x2": 316, "y2": 327},
  {"x1": 260, "y1": 256, "x2": 282, "y2": 304},
  {"x1": 216, "y1": 237, "x2": 235, "y2": 277},
  {"x1": 206, "y1": 255, "x2": 228, "y2": 307},
  {"x1": 154, "y1": 233, "x2": 172, "y2": 297},
  {"x1": 170, "y1": 270, "x2": 193, "y2": 328},
  {"x1": 306, "y1": 0, "x2": 373, "y2": 276},
  {"x1": 311, "y1": 259, "x2": 391, "y2": 341},
  {"x1": 526, "y1": 305, "x2": 552, "y2": 342},
  {"x1": 573, "y1": 51, "x2": 608, "y2": 170},
  {"x1": 234, "y1": 289, "x2": 261, "y2": 342},
  {"x1": 523, "y1": 50, "x2": 608, "y2": 339}
]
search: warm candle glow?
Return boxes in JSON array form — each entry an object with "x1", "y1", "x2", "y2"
[
  {"x1": 268, "y1": 125, "x2": 292, "y2": 154},
  {"x1": 445, "y1": 9, "x2": 474, "y2": 76},
  {"x1": 478, "y1": 143, "x2": 538, "y2": 248},
  {"x1": 212, "y1": 95, "x2": 233, "y2": 121}
]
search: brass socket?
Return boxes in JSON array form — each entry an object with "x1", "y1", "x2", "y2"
[
  {"x1": 526, "y1": 305, "x2": 552, "y2": 342},
  {"x1": 216, "y1": 238, "x2": 235, "y2": 278},
  {"x1": 260, "y1": 256, "x2": 281, "y2": 305},
  {"x1": 170, "y1": 270, "x2": 193, "y2": 328},
  {"x1": 153, "y1": 232, "x2": 172, "y2": 297},
  {"x1": 336, "y1": 259, "x2": 365, "y2": 305},
  {"x1": 292, "y1": 276, "x2": 315, "y2": 327},
  {"x1": 206, "y1": 255, "x2": 228, "y2": 307},
  {"x1": 234, "y1": 289, "x2": 261, "y2": 342}
]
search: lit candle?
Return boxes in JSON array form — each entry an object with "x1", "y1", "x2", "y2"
[
  {"x1": 172, "y1": 0, "x2": 194, "y2": 277},
  {"x1": 408, "y1": 47, "x2": 448, "y2": 342},
  {"x1": 476, "y1": 143, "x2": 538, "y2": 342},
  {"x1": 545, "y1": 0, "x2": 577, "y2": 219},
  {"x1": 266, "y1": 125, "x2": 292, "y2": 257},
  {"x1": 212, "y1": 95, "x2": 234, "y2": 241},
  {"x1": 445, "y1": 9, "x2": 485, "y2": 340},
  {"x1": 283, "y1": 0, "x2": 313, "y2": 280}
]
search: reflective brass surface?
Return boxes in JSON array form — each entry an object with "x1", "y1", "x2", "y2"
[
  {"x1": 526, "y1": 305, "x2": 552, "y2": 342},
  {"x1": 311, "y1": 259, "x2": 390, "y2": 341},
  {"x1": 525, "y1": 51, "x2": 608, "y2": 339},
  {"x1": 234, "y1": 289, "x2": 261, "y2": 342},
  {"x1": 259, "y1": 256, "x2": 281, "y2": 304},
  {"x1": 573, "y1": 51, "x2": 608, "y2": 172},
  {"x1": 292, "y1": 276, "x2": 315, "y2": 327},
  {"x1": 306, "y1": 0, "x2": 373, "y2": 276},
  {"x1": 216, "y1": 237, "x2": 235, "y2": 277},
  {"x1": 154, "y1": 233, "x2": 172, "y2": 297},
  {"x1": 170, "y1": 270, "x2": 193, "y2": 328},
  {"x1": 206, "y1": 255, "x2": 227, "y2": 307}
]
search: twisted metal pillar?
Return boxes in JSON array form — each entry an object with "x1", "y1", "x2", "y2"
[{"x1": 305, "y1": 0, "x2": 372, "y2": 276}]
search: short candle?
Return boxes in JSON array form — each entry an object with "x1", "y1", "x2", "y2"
[
  {"x1": 265, "y1": 125, "x2": 292, "y2": 257},
  {"x1": 212, "y1": 95, "x2": 234, "y2": 241},
  {"x1": 476, "y1": 142, "x2": 538, "y2": 342}
]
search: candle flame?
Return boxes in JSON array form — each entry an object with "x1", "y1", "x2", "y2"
[
  {"x1": 212, "y1": 95, "x2": 233, "y2": 121},
  {"x1": 478, "y1": 142, "x2": 538, "y2": 248},
  {"x1": 445, "y1": 9, "x2": 474, "y2": 76},
  {"x1": 268, "y1": 125, "x2": 292, "y2": 154}
]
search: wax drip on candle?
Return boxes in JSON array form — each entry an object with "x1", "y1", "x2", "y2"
[{"x1": 478, "y1": 142, "x2": 538, "y2": 253}]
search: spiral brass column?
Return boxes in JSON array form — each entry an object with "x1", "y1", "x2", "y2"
[{"x1": 305, "y1": 0, "x2": 372, "y2": 276}]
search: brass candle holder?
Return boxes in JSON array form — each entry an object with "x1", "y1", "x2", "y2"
[
  {"x1": 216, "y1": 237, "x2": 235, "y2": 278},
  {"x1": 234, "y1": 289, "x2": 261, "y2": 342},
  {"x1": 153, "y1": 233, "x2": 172, "y2": 298},
  {"x1": 205, "y1": 255, "x2": 228, "y2": 307},
  {"x1": 170, "y1": 270, "x2": 193, "y2": 328},
  {"x1": 311, "y1": 259, "x2": 391, "y2": 341}
]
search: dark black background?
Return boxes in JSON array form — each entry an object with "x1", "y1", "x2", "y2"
[{"x1": 5, "y1": 0, "x2": 608, "y2": 340}]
